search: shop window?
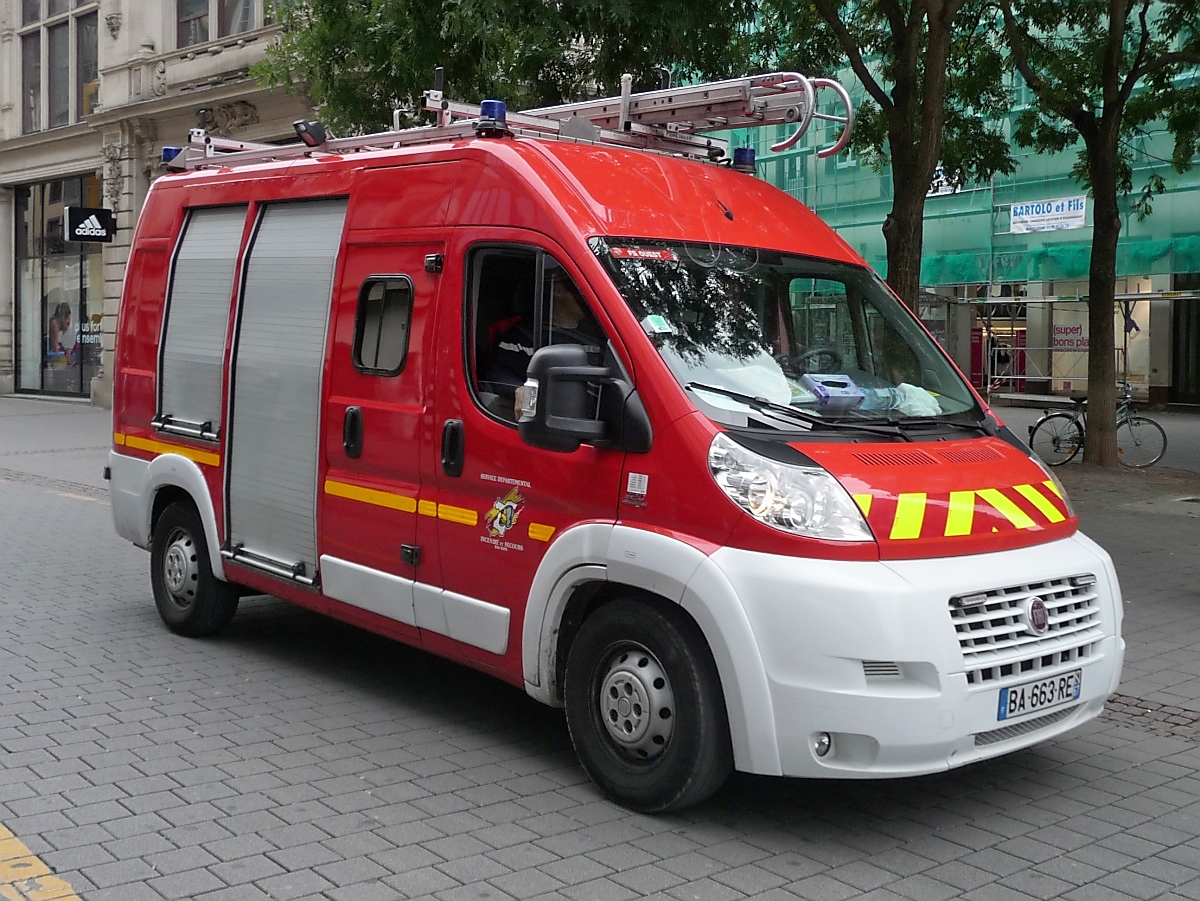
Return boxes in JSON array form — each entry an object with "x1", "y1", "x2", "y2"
[
  {"x1": 14, "y1": 175, "x2": 105, "y2": 396},
  {"x1": 178, "y1": 0, "x2": 264, "y2": 48},
  {"x1": 354, "y1": 278, "x2": 413, "y2": 375}
]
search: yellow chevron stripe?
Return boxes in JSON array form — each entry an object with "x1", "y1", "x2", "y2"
[
  {"x1": 852, "y1": 494, "x2": 872, "y2": 516},
  {"x1": 890, "y1": 493, "x2": 927, "y2": 540},
  {"x1": 977, "y1": 488, "x2": 1037, "y2": 529},
  {"x1": 1042, "y1": 479, "x2": 1063, "y2": 499},
  {"x1": 120, "y1": 434, "x2": 220, "y2": 467},
  {"x1": 1014, "y1": 483, "x2": 1066, "y2": 523},
  {"x1": 323, "y1": 479, "x2": 417, "y2": 513},
  {"x1": 944, "y1": 490, "x2": 976, "y2": 537},
  {"x1": 528, "y1": 523, "x2": 556, "y2": 542}
]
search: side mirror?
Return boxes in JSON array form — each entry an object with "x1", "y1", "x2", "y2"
[{"x1": 518, "y1": 345, "x2": 607, "y2": 453}]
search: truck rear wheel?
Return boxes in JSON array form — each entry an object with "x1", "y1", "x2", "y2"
[
  {"x1": 151, "y1": 501, "x2": 239, "y2": 637},
  {"x1": 564, "y1": 598, "x2": 732, "y2": 812}
]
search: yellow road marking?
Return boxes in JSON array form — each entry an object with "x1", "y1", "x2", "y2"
[
  {"x1": 437, "y1": 504, "x2": 478, "y2": 526},
  {"x1": 1013, "y1": 483, "x2": 1066, "y2": 523},
  {"x1": 527, "y1": 523, "x2": 556, "y2": 542},
  {"x1": 323, "y1": 479, "x2": 417, "y2": 513},
  {"x1": 0, "y1": 824, "x2": 81, "y2": 900},
  {"x1": 890, "y1": 493, "x2": 927, "y2": 540},
  {"x1": 852, "y1": 494, "x2": 872, "y2": 516},
  {"x1": 944, "y1": 490, "x2": 976, "y2": 537},
  {"x1": 118, "y1": 434, "x2": 220, "y2": 467},
  {"x1": 977, "y1": 488, "x2": 1037, "y2": 529}
]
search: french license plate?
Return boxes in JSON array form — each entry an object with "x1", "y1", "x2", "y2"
[{"x1": 997, "y1": 669, "x2": 1082, "y2": 721}]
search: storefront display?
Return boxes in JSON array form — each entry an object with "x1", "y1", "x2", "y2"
[{"x1": 14, "y1": 174, "x2": 104, "y2": 396}]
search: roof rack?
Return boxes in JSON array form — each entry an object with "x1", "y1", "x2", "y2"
[{"x1": 165, "y1": 69, "x2": 854, "y2": 172}]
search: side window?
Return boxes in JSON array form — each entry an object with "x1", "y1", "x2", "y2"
[
  {"x1": 467, "y1": 247, "x2": 604, "y2": 422},
  {"x1": 354, "y1": 277, "x2": 412, "y2": 375}
]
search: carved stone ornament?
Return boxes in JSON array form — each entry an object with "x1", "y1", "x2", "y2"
[
  {"x1": 196, "y1": 101, "x2": 260, "y2": 137},
  {"x1": 151, "y1": 61, "x2": 167, "y2": 97},
  {"x1": 102, "y1": 141, "x2": 123, "y2": 211},
  {"x1": 105, "y1": 12, "x2": 121, "y2": 39}
]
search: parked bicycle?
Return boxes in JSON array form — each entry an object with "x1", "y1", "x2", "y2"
[{"x1": 1027, "y1": 384, "x2": 1167, "y2": 468}]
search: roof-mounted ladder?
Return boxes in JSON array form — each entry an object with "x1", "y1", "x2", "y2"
[{"x1": 167, "y1": 69, "x2": 853, "y2": 172}]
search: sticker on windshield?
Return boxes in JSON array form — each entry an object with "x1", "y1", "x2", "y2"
[{"x1": 610, "y1": 247, "x2": 679, "y2": 261}]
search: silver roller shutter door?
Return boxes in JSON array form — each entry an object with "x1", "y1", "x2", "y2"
[
  {"x1": 159, "y1": 205, "x2": 248, "y2": 431},
  {"x1": 227, "y1": 199, "x2": 348, "y2": 577}
]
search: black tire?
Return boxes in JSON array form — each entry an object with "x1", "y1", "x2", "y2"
[
  {"x1": 150, "y1": 501, "x2": 239, "y2": 637},
  {"x1": 1116, "y1": 415, "x2": 1167, "y2": 468},
  {"x1": 564, "y1": 598, "x2": 733, "y2": 813},
  {"x1": 1028, "y1": 412, "x2": 1083, "y2": 466}
]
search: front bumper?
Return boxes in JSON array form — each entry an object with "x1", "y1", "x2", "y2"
[{"x1": 707, "y1": 532, "x2": 1124, "y2": 778}]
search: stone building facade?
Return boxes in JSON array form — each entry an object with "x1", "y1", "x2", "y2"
[{"x1": 0, "y1": 0, "x2": 312, "y2": 403}]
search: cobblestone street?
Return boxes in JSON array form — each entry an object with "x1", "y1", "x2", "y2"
[{"x1": 3, "y1": 396, "x2": 1200, "y2": 901}]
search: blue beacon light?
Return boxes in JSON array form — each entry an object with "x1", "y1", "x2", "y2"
[
  {"x1": 732, "y1": 147, "x2": 756, "y2": 174},
  {"x1": 477, "y1": 100, "x2": 509, "y2": 137}
]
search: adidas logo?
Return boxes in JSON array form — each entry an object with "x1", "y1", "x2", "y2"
[{"x1": 74, "y1": 215, "x2": 109, "y2": 237}]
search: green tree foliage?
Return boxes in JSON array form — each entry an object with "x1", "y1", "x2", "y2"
[
  {"x1": 999, "y1": 0, "x2": 1200, "y2": 466},
  {"x1": 758, "y1": 0, "x2": 1016, "y2": 309},
  {"x1": 254, "y1": 0, "x2": 758, "y2": 134}
]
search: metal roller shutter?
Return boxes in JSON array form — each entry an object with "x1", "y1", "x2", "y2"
[
  {"x1": 159, "y1": 205, "x2": 248, "y2": 435},
  {"x1": 227, "y1": 199, "x2": 348, "y2": 579}
]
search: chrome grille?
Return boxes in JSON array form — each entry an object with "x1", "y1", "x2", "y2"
[
  {"x1": 974, "y1": 706, "x2": 1077, "y2": 746},
  {"x1": 950, "y1": 576, "x2": 1103, "y2": 685}
]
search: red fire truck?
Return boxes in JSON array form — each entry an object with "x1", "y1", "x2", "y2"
[{"x1": 109, "y1": 71, "x2": 1123, "y2": 812}]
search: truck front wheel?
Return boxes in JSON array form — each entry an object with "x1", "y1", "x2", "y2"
[
  {"x1": 564, "y1": 598, "x2": 733, "y2": 812},
  {"x1": 150, "y1": 501, "x2": 239, "y2": 637}
]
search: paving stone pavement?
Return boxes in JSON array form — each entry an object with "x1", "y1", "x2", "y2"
[{"x1": 3, "y1": 396, "x2": 1200, "y2": 901}]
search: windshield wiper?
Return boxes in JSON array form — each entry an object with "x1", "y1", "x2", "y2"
[
  {"x1": 880, "y1": 415, "x2": 996, "y2": 437},
  {"x1": 685, "y1": 382, "x2": 912, "y2": 442}
]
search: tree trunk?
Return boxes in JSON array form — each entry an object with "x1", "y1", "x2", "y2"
[
  {"x1": 1082, "y1": 151, "x2": 1120, "y2": 467},
  {"x1": 883, "y1": 181, "x2": 928, "y2": 310}
]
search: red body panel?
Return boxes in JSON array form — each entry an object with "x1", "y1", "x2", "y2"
[{"x1": 112, "y1": 133, "x2": 1071, "y2": 688}]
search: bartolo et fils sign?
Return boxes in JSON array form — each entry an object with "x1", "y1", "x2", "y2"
[{"x1": 1010, "y1": 196, "x2": 1087, "y2": 234}]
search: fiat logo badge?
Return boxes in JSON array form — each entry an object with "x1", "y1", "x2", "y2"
[{"x1": 1025, "y1": 597, "x2": 1050, "y2": 635}]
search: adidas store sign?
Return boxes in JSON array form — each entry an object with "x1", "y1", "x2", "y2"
[{"x1": 66, "y1": 206, "x2": 116, "y2": 243}]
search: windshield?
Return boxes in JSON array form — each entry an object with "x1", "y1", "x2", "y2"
[{"x1": 592, "y1": 238, "x2": 982, "y2": 429}]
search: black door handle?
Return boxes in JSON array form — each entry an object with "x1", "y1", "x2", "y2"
[
  {"x1": 343, "y1": 406, "x2": 363, "y2": 458},
  {"x1": 441, "y1": 419, "x2": 464, "y2": 477}
]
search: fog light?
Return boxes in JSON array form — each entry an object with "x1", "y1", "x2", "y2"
[{"x1": 813, "y1": 732, "x2": 832, "y2": 758}]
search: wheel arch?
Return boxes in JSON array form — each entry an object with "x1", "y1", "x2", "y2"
[
  {"x1": 521, "y1": 522, "x2": 780, "y2": 775},
  {"x1": 143, "y1": 454, "x2": 227, "y2": 581}
]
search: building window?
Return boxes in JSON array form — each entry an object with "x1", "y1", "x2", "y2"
[
  {"x1": 178, "y1": 0, "x2": 266, "y2": 48},
  {"x1": 18, "y1": 1, "x2": 100, "y2": 134}
]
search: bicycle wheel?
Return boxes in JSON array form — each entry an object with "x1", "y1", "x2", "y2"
[
  {"x1": 1116, "y1": 415, "x2": 1167, "y2": 468},
  {"x1": 1029, "y1": 413, "x2": 1084, "y2": 466}
]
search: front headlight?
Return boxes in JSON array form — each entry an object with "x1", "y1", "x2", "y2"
[{"x1": 708, "y1": 433, "x2": 874, "y2": 541}]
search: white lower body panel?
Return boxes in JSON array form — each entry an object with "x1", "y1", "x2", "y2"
[{"x1": 705, "y1": 533, "x2": 1124, "y2": 778}]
